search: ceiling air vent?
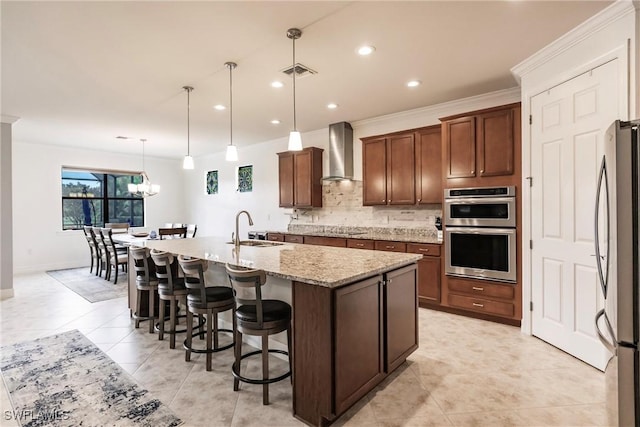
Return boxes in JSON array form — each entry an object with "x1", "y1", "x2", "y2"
[{"x1": 281, "y1": 63, "x2": 317, "y2": 78}]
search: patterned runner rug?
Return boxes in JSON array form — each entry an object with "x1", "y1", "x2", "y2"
[
  {"x1": 46, "y1": 267, "x2": 128, "y2": 303},
  {"x1": 0, "y1": 330, "x2": 182, "y2": 426}
]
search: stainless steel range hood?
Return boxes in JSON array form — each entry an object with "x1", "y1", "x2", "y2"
[{"x1": 322, "y1": 121, "x2": 353, "y2": 180}]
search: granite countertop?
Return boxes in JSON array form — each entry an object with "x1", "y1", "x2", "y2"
[
  {"x1": 269, "y1": 225, "x2": 442, "y2": 244},
  {"x1": 135, "y1": 236, "x2": 421, "y2": 288}
]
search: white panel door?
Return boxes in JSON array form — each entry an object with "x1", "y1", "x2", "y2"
[{"x1": 530, "y1": 59, "x2": 619, "y2": 370}]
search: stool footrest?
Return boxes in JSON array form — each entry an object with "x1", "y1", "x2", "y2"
[
  {"x1": 232, "y1": 349, "x2": 291, "y2": 385},
  {"x1": 183, "y1": 328, "x2": 234, "y2": 354}
]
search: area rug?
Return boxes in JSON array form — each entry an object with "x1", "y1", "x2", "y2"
[
  {"x1": 46, "y1": 267, "x2": 128, "y2": 303},
  {"x1": 0, "y1": 330, "x2": 182, "y2": 427}
]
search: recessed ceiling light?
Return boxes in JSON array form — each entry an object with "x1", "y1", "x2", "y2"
[
  {"x1": 357, "y1": 45, "x2": 376, "y2": 56},
  {"x1": 407, "y1": 80, "x2": 421, "y2": 88},
  {"x1": 271, "y1": 119, "x2": 281, "y2": 125},
  {"x1": 214, "y1": 104, "x2": 226, "y2": 110},
  {"x1": 327, "y1": 103, "x2": 338, "y2": 109},
  {"x1": 271, "y1": 81, "x2": 284, "y2": 88}
]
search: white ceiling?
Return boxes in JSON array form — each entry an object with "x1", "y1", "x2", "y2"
[{"x1": 1, "y1": 1, "x2": 612, "y2": 159}]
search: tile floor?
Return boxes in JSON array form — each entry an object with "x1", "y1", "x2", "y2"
[{"x1": 0, "y1": 272, "x2": 610, "y2": 426}]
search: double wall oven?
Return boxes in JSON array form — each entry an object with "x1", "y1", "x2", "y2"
[{"x1": 444, "y1": 186, "x2": 517, "y2": 283}]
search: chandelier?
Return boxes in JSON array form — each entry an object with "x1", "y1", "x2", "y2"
[{"x1": 128, "y1": 138, "x2": 160, "y2": 197}]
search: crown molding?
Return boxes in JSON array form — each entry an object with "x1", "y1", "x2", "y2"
[
  {"x1": 1, "y1": 115, "x2": 19, "y2": 124},
  {"x1": 352, "y1": 87, "x2": 521, "y2": 129},
  {"x1": 511, "y1": 0, "x2": 636, "y2": 83}
]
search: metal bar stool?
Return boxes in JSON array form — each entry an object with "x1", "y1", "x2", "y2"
[
  {"x1": 150, "y1": 249, "x2": 190, "y2": 349},
  {"x1": 178, "y1": 255, "x2": 235, "y2": 371},
  {"x1": 130, "y1": 246, "x2": 159, "y2": 333},
  {"x1": 225, "y1": 263, "x2": 292, "y2": 405}
]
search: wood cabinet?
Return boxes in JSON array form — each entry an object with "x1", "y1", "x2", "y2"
[
  {"x1": 277, "y1": 147, "x2": 323, "y2": 208},
  {"x1": 441, "y1": 103, "x2": 521, "y2": 188},
  {"x1": 267, "y1": 232, "x2": 284, "y2": 242},
  {"x1": 346, "y1": 239, "x2": 375, "y2": 250},
  {"x1": 374, "y1": 240, "x2": 407, "y2": 253},
  {"x1": 407, "y1": 243, "x2": 441, "y2": 304},
  {"x1": 362, "y1": 125, "x2": 442, "y2": 206},
  {"x1": 362, "y1": 132, "x2": 416, "y2": 205},
  {"x1": 444, "y1": 276, "x2": 520, "y2": 324},
  {"x1": 304, "y1": 235, "x2": 347, "y2": 247},
  {"x1": 334, "y1": 275, "x2": 384, "y2": 414},
  {"x1": 415, "y1": 125, "x2": 443, "y2": 204},
  {"x1": 284, "y1": 234, "x2": 304, "y2": 244},
  {"x1": 384, "y1": 264, "x2": 418, "y2": 372},
  {"x1": 293, "y1": 264, "x2": 418, "y2": 424}
]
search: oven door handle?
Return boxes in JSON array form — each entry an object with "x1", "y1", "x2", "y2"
[{"x1": 444, "y1": 227, "x2": 516, "y2": 235}]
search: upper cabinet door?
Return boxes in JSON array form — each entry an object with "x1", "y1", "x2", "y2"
[
  {"x1": 294, "y1": 150, "x2": 313, "y2": 207},
  {"x1": 445, "y1": 116, "x2": 476, "y2": 178},
  {"x1": 278, "y1": 152, "x2": 295, "y2": 207},
  {"x1": 415, "y1": 126, "x2": 442, "y2": 204},
  {"x1": 477, "y1": 108, "x2": 514, "y2": 177},
  {"x1": 386, "y1": 133, "x2": 415, "y2": 205},
  {"x1": 362, "y1": 137, "x2": 388, "y2": 205}
]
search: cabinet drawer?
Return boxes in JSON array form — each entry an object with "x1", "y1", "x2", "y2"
[
  {"x1": 447, "y1": 278, "x2": 515, "y2": 300},
  {"x1": 267, "y1": 233, "x2": 284, "y2": 242},
  {"x1": 347, "y1": 239, "x2": 375, "y2": 250},
  {"x1": 406, "y1": 243, "x2": 441, "y2": 257},
  {"x1": 448, "y1": 294, "x2": 515, "y2": 317},
  {"x1": 374, "y1": 241, "x2": 407, "y2": 253},
  {"x1": 285, "y1": 234, "x2": 304, "y2": 244},
  {"x1": 304, "y1": 236, "x2": 347, "y2": 247}
]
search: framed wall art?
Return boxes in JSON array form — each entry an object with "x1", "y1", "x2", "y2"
[
  {"x1": 206, "y1": 170, "x2": 218, "y2": 194},
  {"x1": 237, "y1": 165, "x2": 253, "y2": 193}
]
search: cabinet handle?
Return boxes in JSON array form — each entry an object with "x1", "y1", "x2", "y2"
[
  {"x1": 388, "y1": 279, "x2": 392, "y2": 283},
  {"x1": 356, "y1": 243, "x2": 364, "y2": 247},
  {"x1": 472, "y1": 286, "x2": 484, "y2": 291},
  {"x1": 417, "y1": 198, "x2": 421, "y2": 202},
  {"x1": 471, "y1": 170, "x2": 475, "y2": 174},
  {"x1": 472, "y1": 303, "x2": 484, "y2": 308},
  {"x1": 386, "y1": 246, "x2": 394, "y2": 249},
  {"x1": 419, "y1": 248, "x2": 429, "y2": 252},
  {"x1": 382, "y1": 199, "x2": 385, "y2": 203},
  {"x1": 480, "y1": 170, "x2": 484, "y2": 173}
]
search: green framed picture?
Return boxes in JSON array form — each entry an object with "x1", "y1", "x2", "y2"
[
  {"x1": 238, "y1": 165, "x2": 253, "y2": 193},
  {"x1": 206, "y1": 170, "x2": 218, "y2": 194}
]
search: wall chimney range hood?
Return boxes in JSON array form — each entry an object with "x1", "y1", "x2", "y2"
[{"x1": 323, "y1": 121, "x2": 353, "y2": 180}]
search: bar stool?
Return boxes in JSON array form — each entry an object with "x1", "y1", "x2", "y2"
[
  {"x1": 150, "y1": 249, "x2": 190, "y2": 349},
  {"x1": 225, "y1": 264, "x2": 292, "y2": 405},
  {"x1": 130, "y1": 246, "x2": 158, "y2": 333},
  {"x1": 178, "y1": 255, "x2": 235, "y2": 371}
]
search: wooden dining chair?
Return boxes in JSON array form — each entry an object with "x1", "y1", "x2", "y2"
[{"x1": 158, "y1": 227, "x2": 187, "y2": 240}]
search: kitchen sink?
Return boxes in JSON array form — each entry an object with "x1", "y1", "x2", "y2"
[{"x1": 226, "y1": 240, "x2": 284, "y2": 247}]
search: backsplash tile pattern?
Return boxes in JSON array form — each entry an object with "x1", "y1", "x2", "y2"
[{"x1": 289, "y1": 180, "x2": 442, "y2": 238}]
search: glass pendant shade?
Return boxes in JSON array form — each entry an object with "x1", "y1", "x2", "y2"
[
  {"x1": 288, "y1": 131, "x2": 302, "y2": 151},
  {"x1": 226, "y1": 144, "x2": 238, "y2": 162},
  {"x1": 183, "y1": 155, "x2": 194, "y2": 169},
  {"x1": 128, "y1": 139, "x2": 160, "y2": 197},
  {"x1": 183, "y1": 86, "x2": 194, "y2": 170}
]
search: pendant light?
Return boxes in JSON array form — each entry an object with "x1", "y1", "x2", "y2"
[
  {"x1": 225, "y1": 61, "x2": 238, "y2": 162},
  {"x1": 287, "y1": 28, "x2": 303, "y2": 151},
  {"x1": 128, "y1": 139, "x2": 160, "y2": 197},
  {"x1": 182, "y1": 85, "x2": 195, "y2": 169}
]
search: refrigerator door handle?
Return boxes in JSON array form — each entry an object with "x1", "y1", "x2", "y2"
[
  {"x1": 595, "y1": 308, "x2": 617, "y2": 355},
  {"x1": 594, "y1": 156, "x2": 610, "y2": 298}
]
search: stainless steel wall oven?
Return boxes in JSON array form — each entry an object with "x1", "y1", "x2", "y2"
[{"x1": 444, "y1": 186, "x2": 517, "y2": 283}]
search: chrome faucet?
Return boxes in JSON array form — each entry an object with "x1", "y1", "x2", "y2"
[{"x1": 233, "y1": 210, "x2": 254, "y2": 247}]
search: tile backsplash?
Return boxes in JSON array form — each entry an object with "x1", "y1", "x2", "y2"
[{"x1": 289, "y1": 180, "x2": 441, "y2": 230}]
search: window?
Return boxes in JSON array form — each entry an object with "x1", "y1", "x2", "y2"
[{"x1": 61, "y1": 168, "x2": 144, "y2": 230}]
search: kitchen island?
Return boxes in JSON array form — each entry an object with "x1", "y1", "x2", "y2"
[{"x1": 128, "y1": 236, "x2": 421, "y2": 426}]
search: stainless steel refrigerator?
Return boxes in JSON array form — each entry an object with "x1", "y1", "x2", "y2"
[{"x1": 595, "y1": 119, "x2": 640, "y2": 426}]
